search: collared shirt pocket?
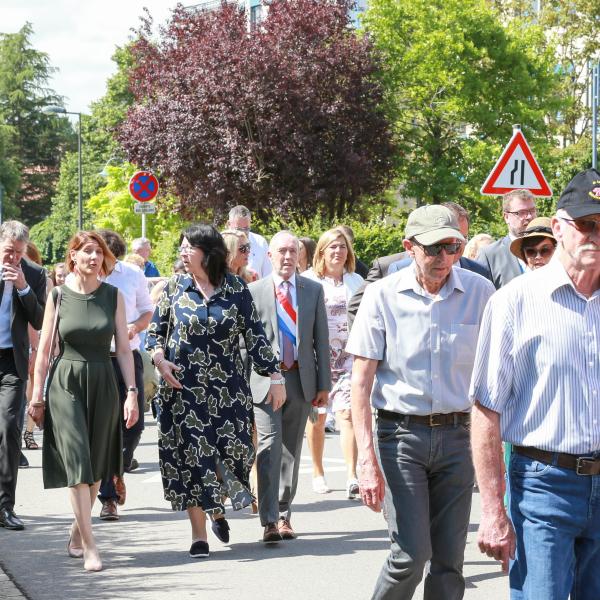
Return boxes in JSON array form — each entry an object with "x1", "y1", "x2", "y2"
[{"x1": 450, "y1": 323, "x2": 479, "y2": 366}]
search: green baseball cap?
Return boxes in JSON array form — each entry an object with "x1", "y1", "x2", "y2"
[{"x1": 404, "y1": 205, "x2": 465, "y2": 246}]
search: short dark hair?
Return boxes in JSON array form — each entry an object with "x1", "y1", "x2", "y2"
[
  {"x1": 298, "y1": 236, "x2": 317, "y2": 266},
  {"x1": 96, "y1": 229, "x2": 127, "y2": 259},
  {"x1": 180, "y1": 224, "x2": 228, "y2": 286},
  {"x1": 441, "y1": 202, "x2": 470, "y2": 225}
]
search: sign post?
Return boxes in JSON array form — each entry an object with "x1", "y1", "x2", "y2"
[
  {"x1": 129, "y1": 171, "x2": 159, "y2": 237},
  {"x1": 481, "y1": 125, "x2": 552, "y2": 197}
]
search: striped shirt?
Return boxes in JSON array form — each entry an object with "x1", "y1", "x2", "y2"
[{"x1": 469, "y1": 258, "x2": 600, "y2": 454}]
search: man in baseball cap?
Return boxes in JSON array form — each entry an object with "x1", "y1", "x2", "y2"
[
  {"x1": 471, "y1": 167, "x2": 600, "y2": 599},
  {"x1": 347, "y1": 204, "x2": 494, "y2": 599}
]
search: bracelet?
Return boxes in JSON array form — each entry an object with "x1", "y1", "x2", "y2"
[
  {"x1": 127, "y1": 386, "x2": 138, "y2": 393},
  {"x1": 270, "y1": 379, "x2": 285, "y2": 386},
  {"x1": 154, "y1": 357, "x2": 165, "y2": 368}
]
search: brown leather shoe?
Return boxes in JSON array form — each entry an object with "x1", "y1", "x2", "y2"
[
  {"x1": 113, "y1": 475, "x2": 126, "y2": 506},
  {"x1": 99, "y1": 499, "x2": 119, "y2": 521},
  {"x1": 278, "y1": 517, "x2": 296, "y2": 540},
  {"x1": 262, "y1": 522, "x2": 283, "y2": 544}
]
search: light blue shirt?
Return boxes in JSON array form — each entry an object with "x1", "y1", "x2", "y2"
[
  {"x1": 0, "y1": 278, "x2": 31, "y2": 349},
  {"x1": 347, "y1": 264, "x2": 494, "y2": 415},
  {"x1": 470, "y1": 258, "x2": 600, "y2": 454}
]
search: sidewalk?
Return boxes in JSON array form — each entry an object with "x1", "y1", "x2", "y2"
[{"x1": 0, "y1": 419, "x2": 508, "y2": 600}]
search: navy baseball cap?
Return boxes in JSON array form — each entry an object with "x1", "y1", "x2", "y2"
[{"x1": 557, "y1": 168, "x2": 600, "y2": 218}]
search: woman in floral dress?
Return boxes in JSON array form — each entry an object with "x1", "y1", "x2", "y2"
[{"x1": 146, "y1": 224, "x2": 284, "y2": 558}]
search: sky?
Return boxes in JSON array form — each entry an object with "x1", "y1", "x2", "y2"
[{"x1": 2, "y1": 1, "x2": 180, "y2": 115}]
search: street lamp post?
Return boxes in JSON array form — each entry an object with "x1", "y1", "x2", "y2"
[{"x1": 43, "y1": 106, "x2": 83, "y2": 229}]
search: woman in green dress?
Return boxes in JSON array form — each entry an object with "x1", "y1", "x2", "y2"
[{"x1": 29, "y1": 231, "x2": 138, "y2": 572}]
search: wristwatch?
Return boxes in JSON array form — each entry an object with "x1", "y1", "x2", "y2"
[
  {"x1": 127, "y1": 386, "x2": 138, "y2": 393},
  {"x1": 270, "y1": 379, "x2": 285, "y2": 386}
]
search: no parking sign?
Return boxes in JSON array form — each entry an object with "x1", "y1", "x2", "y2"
[{"x1": 129, "y1": 171, "x2": 159, "y2": 202}]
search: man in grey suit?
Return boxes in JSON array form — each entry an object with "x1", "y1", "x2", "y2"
[
  {"x1": 476, "y1": 189, "x2": 537, "y2": 289},
  {"x1": 0, "y1": 221, "x2": 46, "y2": 530},
  {"x1": 249, "y1": 231, "x2": 331, "y2": 543}
]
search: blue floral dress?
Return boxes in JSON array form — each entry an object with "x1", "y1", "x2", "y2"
[{"x1": 146, "y1": 273, "x2": 278, "y2": 514}]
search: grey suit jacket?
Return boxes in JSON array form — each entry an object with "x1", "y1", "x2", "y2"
[
  {"x1": 248, "y1": 274, "x2": 331, "y2": 403},
  {"x1": 476, "y1": 235, "x2": 522, "y2": 290}
]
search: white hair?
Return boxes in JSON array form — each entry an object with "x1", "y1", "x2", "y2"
[
  {"x1": 0, "y1": 220, "x2": 29, "y2": 244},
  {"x1": 269, "y1": 230, "x2": 299, "y2": 251},
  {"x1": 131, "y1": 237, "x2": 151, "y2": 251}
]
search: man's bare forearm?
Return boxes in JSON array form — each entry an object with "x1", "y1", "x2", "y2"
[{"x1": 471, "y1": 401, "x2": 506, "y2": 517}]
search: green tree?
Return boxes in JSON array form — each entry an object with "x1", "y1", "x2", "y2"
[
  {"x1": 494, "y1": 0, "x2": 600, "y2": 146},
  {"x1": 31, "y1": 45, "x2": 137, "y2": 263},
  {"x1": 363, "y1": 0, "x2": 564, "y2": 222},
  {"x1": 0, "y1": 23, "x2": 74, "y2": 223}
]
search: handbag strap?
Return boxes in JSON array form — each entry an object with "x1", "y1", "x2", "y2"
[{"x1": 48, "y1": 286, "x2": 62, "y2": 366}]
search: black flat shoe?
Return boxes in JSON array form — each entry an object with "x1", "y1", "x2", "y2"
[
  {"x1": 189, "y1": 540, "x2": 209, "y2": 558},
  {"x1": 0, "y1": 508, "x2": 24, "y2": 530},
  {"x1": 211, "y1": 517, "x2": 230, "y2": 543}
]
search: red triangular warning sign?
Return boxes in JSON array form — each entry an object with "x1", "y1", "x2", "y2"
[{"x1": 481, "y1": 129, "x2": 552, "y2": 197}]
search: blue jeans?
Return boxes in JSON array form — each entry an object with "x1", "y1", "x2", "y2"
[
  {"x1": 509, "y1": 451, "x2": 600, "y2": 600},
  {"x1": 372, "y1": 417, "x2": 474, "y2": 600}
]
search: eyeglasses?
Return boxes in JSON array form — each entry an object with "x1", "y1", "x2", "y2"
[
  {"x1": 238, "y1": 243, "x2": 251, "y2": 254},
  {"x1": 559, "y1": 217, "x2": 600, "y2": 236},
  {"x1": 523, "y1": 246, "x2": 555, "y2": 259},
  {"x1": 412, "y1": 240, "x2": 462, "y2": 257},
  {"x1": 178, "y1": 244, "x2": 198, "y2": 255},
  {"x1": 505, "y1": 208, "x2": 537, "y2": 219}
]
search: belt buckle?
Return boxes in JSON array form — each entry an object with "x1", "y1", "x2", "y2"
[
  {"x1": 429, "y1": 414, "x2": 442, "y2": 427},
  {"x1": 576, "y1": 456, "x2": 595, "y2": 475}
]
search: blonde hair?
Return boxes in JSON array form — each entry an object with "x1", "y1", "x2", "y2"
[
  {"x1": 313, "y1": 228, "x2": 355, "y2": 278},
  {"x1": 122, "y1": 253, "x2": 146, "y2": 269},
  {"x1": 221, "y1": 229, "x2": 255, "y2": 283},
  {"x1": 463, "y1": 233, "x2": 494, "y2": 260}
]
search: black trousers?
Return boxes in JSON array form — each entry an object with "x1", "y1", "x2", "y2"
[
  {"x1": 0, "y1": 353, "x2": 25, "y2": 510},
  {"x1": 98, "y1": 350, "x2": 145, "y2": 501}
]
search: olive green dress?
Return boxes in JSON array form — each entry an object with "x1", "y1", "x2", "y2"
[{"x1": 42, "y1": 283, "x2": 122, "y2": 489}]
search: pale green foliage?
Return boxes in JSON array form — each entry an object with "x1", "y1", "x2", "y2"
[
  {"x1": 87, "y1": 163, "x2": 188, "y2": 273},
  {"x1": 362, "y1": 0, "x2": 564, "y2": 231}
]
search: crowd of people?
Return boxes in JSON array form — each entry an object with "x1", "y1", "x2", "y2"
[{"x1": 0, "y1": 169, "x2": 598, "y2": 599}]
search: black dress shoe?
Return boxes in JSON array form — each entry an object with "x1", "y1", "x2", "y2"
[
  {"x1": 211, "y1": 517, "x2": 230, "y2": 543},
  {"x1": 0, "y1": 508, "x2": 24, "y2": 530},
  {"x1": 19, "y1": 452, "x2": 29, "y2": 468}
]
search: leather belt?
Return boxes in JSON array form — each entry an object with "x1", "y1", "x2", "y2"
[
  {"x1": 377, "y1": 409, "x2": 470, "y2": 427},
  {"x1": 513, "y1": 445, "x2": 600, "y2": 476},
  {"x1": 280, "y1": 361, "x2": 299, "y2": 372}
]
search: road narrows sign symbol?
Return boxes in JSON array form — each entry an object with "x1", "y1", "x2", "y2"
[
  {"x1": 129, "y1": 171, "x2": 159, "y2": 203},
  {"x1": 481, "y1": 129, "x2": 552, "y2": 197}
]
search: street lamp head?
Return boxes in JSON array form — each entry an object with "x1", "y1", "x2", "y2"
[{"x1": 43, "y1": 105, "x2": 67, "y2": 115}]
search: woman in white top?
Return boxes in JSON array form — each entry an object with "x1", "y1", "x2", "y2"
[{"x1": 303, "y1": 228, "x2": 363, "y2": 498}]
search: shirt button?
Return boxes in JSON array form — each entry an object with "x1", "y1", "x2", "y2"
[{"x1": 589, "y1": 361, "x2": 594, "y2": 367}]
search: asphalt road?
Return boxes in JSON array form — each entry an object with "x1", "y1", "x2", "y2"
[{"x1": 0, "y1": 417, "x2": 508, "y2": 600}]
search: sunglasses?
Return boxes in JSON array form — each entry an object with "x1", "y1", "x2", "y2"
[
  {"x1": 559, "y1": 217, "x2": 600, "y2": 235},
  {"x1": 239, "y1": 243, "x2": 251, "y2": 254},
  {"x1": 413, "y1": 240, "x2": 462, "y2": 257},
  {"x1": 523, "y1": 246, "x2": 554, "y2": 259}
]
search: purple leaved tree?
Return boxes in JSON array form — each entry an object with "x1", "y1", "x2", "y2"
[{"x1": 119, "y1": 0, "x2": 394, "y2": 222}]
